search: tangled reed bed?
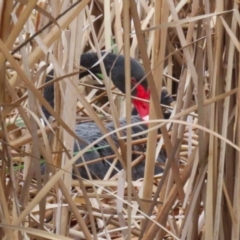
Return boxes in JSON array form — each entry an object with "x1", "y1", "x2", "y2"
[{"x1": 0, "y1": 0, "x2": 239, "y2": 239}]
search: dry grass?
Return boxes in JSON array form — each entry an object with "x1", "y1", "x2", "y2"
[{"x1": 0, "y1": 0, "x2": 239, "y2": 239}]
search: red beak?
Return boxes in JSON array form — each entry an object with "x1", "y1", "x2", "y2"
[{"x1": 132, "y1": 84, "x2": 150, "y2": 122}]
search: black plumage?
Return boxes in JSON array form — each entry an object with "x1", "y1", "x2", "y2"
[
  {"x1": 42, "y1": 52, "x2": 173, "y2": 180},
  {"x1": 43, "y1": 52, "x2": 148, "y2": 119},
  {"x1": 73, "y1": 115, "x2": 168, "y2": 180}
]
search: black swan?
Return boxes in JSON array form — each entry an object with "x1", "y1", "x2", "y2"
[{"x1": 42, "y1": 52, "x2": 173, "y2": 180}]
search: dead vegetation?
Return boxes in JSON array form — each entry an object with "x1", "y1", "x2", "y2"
[{"x1": 0, "y1": 0, "x2": 239, "y2": 239}]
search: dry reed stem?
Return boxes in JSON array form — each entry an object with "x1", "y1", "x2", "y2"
[{"x1": 122, "y1": 1, "x2": 133, "y2": 238}]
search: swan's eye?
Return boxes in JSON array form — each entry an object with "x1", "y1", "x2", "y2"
[{"x1": 131, "y1": 78, "x2": 137, "y2": 84}]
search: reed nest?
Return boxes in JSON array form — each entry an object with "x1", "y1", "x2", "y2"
[{"x1": 0, "y1": 0, "x2": 239, "y2": 239}]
